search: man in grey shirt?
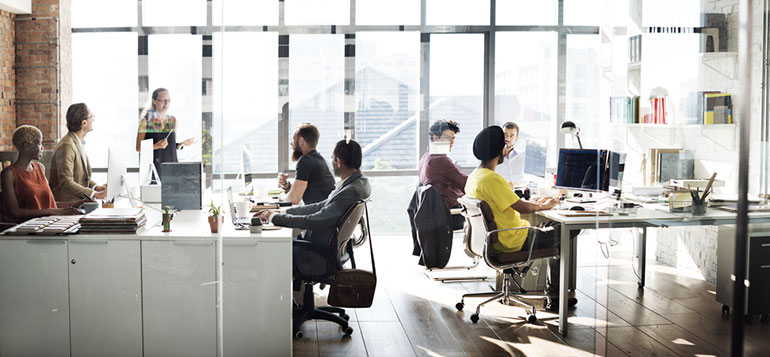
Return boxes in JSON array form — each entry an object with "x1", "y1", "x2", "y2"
[{"x1": 257, "y1": 139, "x2": 371, "y2": 276}]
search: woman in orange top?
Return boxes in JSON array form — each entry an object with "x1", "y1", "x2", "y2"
[{"x1": 2, "y1": 125, "x2": 84, "y2": 223}]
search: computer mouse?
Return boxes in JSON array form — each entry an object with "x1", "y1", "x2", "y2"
[{"x1": 570, "y1": 205, "x2": 586, "y2": 211}]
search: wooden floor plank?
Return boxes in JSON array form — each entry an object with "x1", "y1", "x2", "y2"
[
  {"x1": 292, "y1": 320, "x2": 319, "y2": 357},
  {"x1": 390, "y1": 299, "x2": 465, "y2": 356},
  {"x1": 544, "y1": 326, "x2": 629, "y2": 357},
  {"x1": 663, "y1": 313, "x2": 731, "y2": 352},
  {"x1": 485, "y1": 315, "x2": 579, "y2": 357},
  {"x1": 358, "y1": 321, "x2": 416, "y2": 357},
  {"x1": 352, "y1": 287, "x2": 400, "y2": 322},
  {"x1": 430, "y1": 300, "x2": 522, "y2": 356},
  {"x1": 606, "y1": 289, "x2": 672, "y2": 327},
  {"x1": 605, "y1": 327, "x2": 677, "y2": 356},
  {"x1": 637, "y1": 324, "x2": 726, "y2": 356},
  {"x1": 316, "y1": 320, "x2": 368, "y2": 357},
  {"x1": 611, "y1": 284, "x2": 696, "y2": 315}
]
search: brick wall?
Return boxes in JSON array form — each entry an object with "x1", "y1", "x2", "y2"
[
  {"x1": 0, "y1": 10, "x2": 14, "y2": 150},
  {"x1": 15, "y1": 0, "x2": 59, "y2": 146}
]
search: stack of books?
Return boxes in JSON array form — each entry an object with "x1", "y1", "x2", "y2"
[
  {"x1": 610, "y1": 96, "x2": 640, "y2": 124},
  {"x1": 79, "y1": 208, "x2": 147, "y2": 233},
  {"x1": 686, "y1": 91, "x2": 732, "y2": 124}
]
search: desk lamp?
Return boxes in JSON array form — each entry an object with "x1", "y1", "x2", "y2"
[{"x1": 560, "y1": 121, "x2": 583, "y2": 149}]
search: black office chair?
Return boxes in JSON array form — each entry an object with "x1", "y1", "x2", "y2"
[
  {"x1": 292, "y1": 199, "x2": 371, "y2": 339},
  {"x1": 456, "y1": 196, "x2": 559, "y2": 324}
]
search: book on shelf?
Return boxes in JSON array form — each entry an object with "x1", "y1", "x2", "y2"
[
  {"x1": 609, "y1": 96, "x2": 639, "y2": 124},
  {"x1": 648, "y1": 97, "x2": 666, "y2": 124}
]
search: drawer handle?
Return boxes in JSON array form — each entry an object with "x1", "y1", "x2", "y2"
[
  {"x1": 761, "y1": 243, "x2": 770, "y2": 247},
  {"x1": 71, "y1": 240, "x2": 108, "y2": 244},
  {"x1": 172, "y1": 241, "x2": 214, "y2": 246},
  {"x1": 762, "y1": 265, "x2": 770, "y2": 269},
  {"x1": 26, "y1": 240, "x2": 65, "y2": 244}
]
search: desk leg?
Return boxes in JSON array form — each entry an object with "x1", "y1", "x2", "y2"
[
  {"x1": 636, "y1": 227, "x2": 647, "y2": 288},
  {"x1": 559, "y1": 226, "x2": 571, "y2": 337},
  {"x1": 570, "y1": 236, "x2": 577, "y2": 290}
]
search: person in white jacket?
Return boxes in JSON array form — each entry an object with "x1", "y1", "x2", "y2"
[{"x1": 495, "y1": 121, "x2": 525, "y2": 188}]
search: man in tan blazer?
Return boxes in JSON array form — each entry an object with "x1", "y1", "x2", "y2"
[{"x1": 49, "y1": 103, "x2": 107, "y2": 201}]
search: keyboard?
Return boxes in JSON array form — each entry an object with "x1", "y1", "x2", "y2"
[{"x1": 3, "y1": 216, "x2": 82, "y2": 235}]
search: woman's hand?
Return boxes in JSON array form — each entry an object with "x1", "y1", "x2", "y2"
[
  {"x1": 48, "y1": 207, "x2": 83, "y2": 216},
  {"x1": 181, "y1": 137, "x2": 196, "y2": 147},
  {"x1": 154, "y1": 139, "x2": 168, "y2": 150}
]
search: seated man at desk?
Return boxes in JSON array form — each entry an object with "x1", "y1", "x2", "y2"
[
  {"x1": 495, "y1": 121, "x2": 525, "y2": 188},
  {"x1": 465, "y1": 126, "x2": 576, "y2": 311},
  {"x1": 257, "y1": 139, "x2": 371, "y2": 277},
  {"x1": 277, "y1": 122, "x2": 336, "y2": 205},
  {"x1": 2, "y1": 125, "x2": 84, "y2": 223},
  {"x1": 418, "y1": 119, "x2": 467, "y2": 229},
  {"x1": 49, "y1": 103, "x2": 107, "y2": 201}
]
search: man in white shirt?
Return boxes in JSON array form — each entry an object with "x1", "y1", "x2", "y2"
[{"x1": 495, "y1": 122, "x2": 525, "y2": 188}]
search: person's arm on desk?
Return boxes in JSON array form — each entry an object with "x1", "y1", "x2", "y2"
[
  {"x1": 283, "y1": 179, "x2": 307, "y2": 205},
  {"x1": 512, "y1": 196, "x2": 560, "y2": 214}
]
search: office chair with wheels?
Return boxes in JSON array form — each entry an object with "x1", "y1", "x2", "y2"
[
  {"x1": 455, "y1": 196, "x2": 559, "y2": 324},
  {"x1": 292, "y1": 199, "x2": 371, "y2": 339}
]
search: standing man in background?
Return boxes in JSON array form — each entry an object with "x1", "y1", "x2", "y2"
[
  {"x1": 49, "y1": 103, "x2": 107, "y2": 201},
  {"x1": 495, "y1": 121, "x2": 525, "y2": 188}
]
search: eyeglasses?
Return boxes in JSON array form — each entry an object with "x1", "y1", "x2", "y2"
[
  {"x1": 87, "y1": 115, "x2": 96, "y2": 120},
  {"x1": 156, "y1": 99, "x2": 171, "y2": 104}
]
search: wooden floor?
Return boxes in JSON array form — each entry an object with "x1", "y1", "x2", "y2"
[{"x1": 293, "y1": 233, "x2": 770, "y2": 356}]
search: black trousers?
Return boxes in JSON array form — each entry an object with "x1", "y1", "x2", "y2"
[{"x1": 519, "y1": 221, "x2": 579, "y2": 297}]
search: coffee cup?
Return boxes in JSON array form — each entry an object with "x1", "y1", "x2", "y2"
[
  {"x1": 235, "y1": 200, "x2": 252, "y2": 219},
  {"x1": 80, "y1": 201, "x2": 100, "y2": 214}
]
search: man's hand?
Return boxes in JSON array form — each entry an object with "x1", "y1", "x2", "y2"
[
  {"x1": 503, "y1": 143, "x2": 514, "y2": 157},
  {"x1": 255, "y1": 209, "x2": 273, "y2": 223},
  {"x1": 277, "y1": 173, "x2": 290, "y2": 190},
  {"x1": 537, "y1": 196, "x2": 560, "y2": 210},
  {"x1": 94, "y1": 184, "x2": 106, "y2": 192},
  {"x1": 93, "y1": 190, "x2": 107, "y2": 200}
]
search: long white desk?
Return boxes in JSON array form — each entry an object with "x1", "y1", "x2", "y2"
[
  {"x1": 538, "y1": 206, "x2": 770, "y2": 337},
  {"x1": 0, "y1": 210, "x2": 293, "y2": 357}
]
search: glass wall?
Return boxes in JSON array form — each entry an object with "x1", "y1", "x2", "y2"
[{"x1": 67, "y1": 0, "x2": 764, "y2": 354}]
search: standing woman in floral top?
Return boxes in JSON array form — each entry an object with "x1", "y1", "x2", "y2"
[{"x1": 135, "y1": 88, "x2": 195, "y2": 179}]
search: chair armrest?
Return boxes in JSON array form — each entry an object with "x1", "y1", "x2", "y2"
[{"x1": 293, "y1": 239, "x2": 335, "y2": 259}]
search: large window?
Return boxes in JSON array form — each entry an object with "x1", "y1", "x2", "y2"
[
  {"x1": 212, "y1": 32, "x2": 278, "y2": 174},
  {"x1": 72, "y1": 32, "x2": 138, "y2": 168},
  {"x1": 212, "y1": 0, "x2": 278, "y2": 26},
  {"x1": 429, "y1": 34, "x2": 484, "y2": 167},
  {"x1": 356, "y1": 32, "x2": 420, "y2": 170},
  {"x1": 288, "y1": 35, "x2": 345, "y2": 167},
  {"x1": 284, "y1": 0, "x2": 350, "y2": 25}
]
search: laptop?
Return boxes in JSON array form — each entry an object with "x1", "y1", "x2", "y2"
[{"x1": 227, "y1": 187, "x2": 251, "y2": 230}]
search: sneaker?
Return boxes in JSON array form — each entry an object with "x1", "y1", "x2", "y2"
[{"x1": 545, "y1": 297, "x2": 578, "y2": 312}]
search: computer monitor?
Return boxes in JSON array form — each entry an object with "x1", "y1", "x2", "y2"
[
  {"x1": 556, "y1": 148, "x2": 625, "y2": 192},
  {"x1": 241, "y1": 145, "x2": 252, "y2": 187},
  {"x1": 523, "y1": 138, "x2": 547, "y2": 178},
  {"x1": 138, "y1": 139, "x2": 155, "y2": 185},
  {"x1": 106, "y1": 147, "x2": 129, "y2": 202}
]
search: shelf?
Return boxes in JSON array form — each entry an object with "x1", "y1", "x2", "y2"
[{"x1": 610, "y1": 123, "x2": 735, "y2": 128}]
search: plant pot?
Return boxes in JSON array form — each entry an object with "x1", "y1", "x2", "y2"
[
  {"x1": 208, "y1": 215, "x2": 222, "y2": 233},
  {"x1": 249, "y1": 225, "x2": 263, "y2": 234}
]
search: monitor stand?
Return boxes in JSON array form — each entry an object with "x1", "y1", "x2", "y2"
[{"x1": 566, "y1": 198, "x2": 596, "y2": 204}]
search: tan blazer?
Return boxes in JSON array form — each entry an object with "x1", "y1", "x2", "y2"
[{"x1": 49, "y1": 132, "x2": 96, "y2": 201}]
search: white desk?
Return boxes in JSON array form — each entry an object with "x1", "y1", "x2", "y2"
[
  {"x1": 0, "y1": 210, "x2": 293, "y2": 357},
  {"x1": 539, "y1": 206, "x2": 770, "y2": 337}
]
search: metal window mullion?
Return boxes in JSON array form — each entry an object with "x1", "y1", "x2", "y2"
[
  {"x1": 555, "y1": 0, "x2": 567, "y2": 157},
  {"x1": 278, "y1": 1, "x2": 289, "y2": 173},
  {"x1": 483, "y1": 0, "x2": 496, "y2": 128},
  {"x1": 418, "y1": 0, "x2": 429, "y2": 161},
  {"x1": 762, "y1": 0, "x2": 770, "y2": 197},
  {"x1": 345, "y1": 0, "x2": 356, "y2": 140}
]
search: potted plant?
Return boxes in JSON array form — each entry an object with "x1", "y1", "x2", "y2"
[
  {"x1": 162, "y1": 206, "x2": 173, "y2": 232},
  {"x1": 208, "y1": 200, "x2": 223, "y2": 233},
  {"x1": 249, "y1": 217, "x2": 263, "y2": 233}
]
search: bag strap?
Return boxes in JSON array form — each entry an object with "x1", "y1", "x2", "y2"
[{"x1": 364, "y1": 201, "x2": 376, "y2": 276}]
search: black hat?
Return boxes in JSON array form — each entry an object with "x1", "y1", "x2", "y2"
[{"x1": 473, "y1": 126, "x2": 505, "y2": 161}]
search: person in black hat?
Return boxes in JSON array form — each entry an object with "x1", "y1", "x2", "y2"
[{"x1": 464, "y1": 125, "x2": 576, "y2": 311}]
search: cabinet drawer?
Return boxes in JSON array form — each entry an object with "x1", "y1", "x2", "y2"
[{"x1": 749, "y1": 236, "x2": 770, "y2": 266}]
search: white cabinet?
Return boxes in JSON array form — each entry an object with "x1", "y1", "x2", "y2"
[
  {"x1": 68, "y1": 239, "x2": 142, "y2": 356},
  {"x1": 223, "y1": 240, "x2": 292, "y2": 356},
  {"x1": 141, "y1": 240, "x2": 216, "y2": 357},
  {"x1": 0, "y1": 240, "x2": 70, "y2": 356}
]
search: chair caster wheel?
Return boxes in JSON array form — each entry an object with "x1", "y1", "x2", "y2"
[
  {"x1": 527, "y1": 314, "x2": 537, "y2": 324},
  {"x1": 341, "y1": 314, "x2": 350, "y2": 321},
  {"x1": 722, "y1": 305, "x2": 729, "y2": 315},
  {"x1": 470, "y1": 314, "x2": 479, "y2": 323},
  {"x1": 295, "y1": 330, "x2": 304, "y2": 339},
  {"x1": 343, "y1": 326, "x2": 354, "y2": 336},
  {"x1": 456, "y1": 302, "x2": 464, "y2": 311}
]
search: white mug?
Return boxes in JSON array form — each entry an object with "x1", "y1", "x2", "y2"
[{"x1": 235, "y1": 201, "x2": 252, "y2": 219}]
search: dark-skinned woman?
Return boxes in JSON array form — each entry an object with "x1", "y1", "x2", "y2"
[{"x1": 1, "y1": 125, "x2": 84, "y2": 223}]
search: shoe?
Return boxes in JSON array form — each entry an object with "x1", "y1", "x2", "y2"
[{"x1": 545, "y1": 297, "x2": 578, "y2": 312}]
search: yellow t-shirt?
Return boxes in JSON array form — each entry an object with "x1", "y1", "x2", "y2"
[{"x1": 464, "y1": 168, "x2": 529, "y2": 252}]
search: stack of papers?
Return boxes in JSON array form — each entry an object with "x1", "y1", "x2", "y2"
[{"x1": 79, "y1": 208, "x2": 147, "y2": 233}]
